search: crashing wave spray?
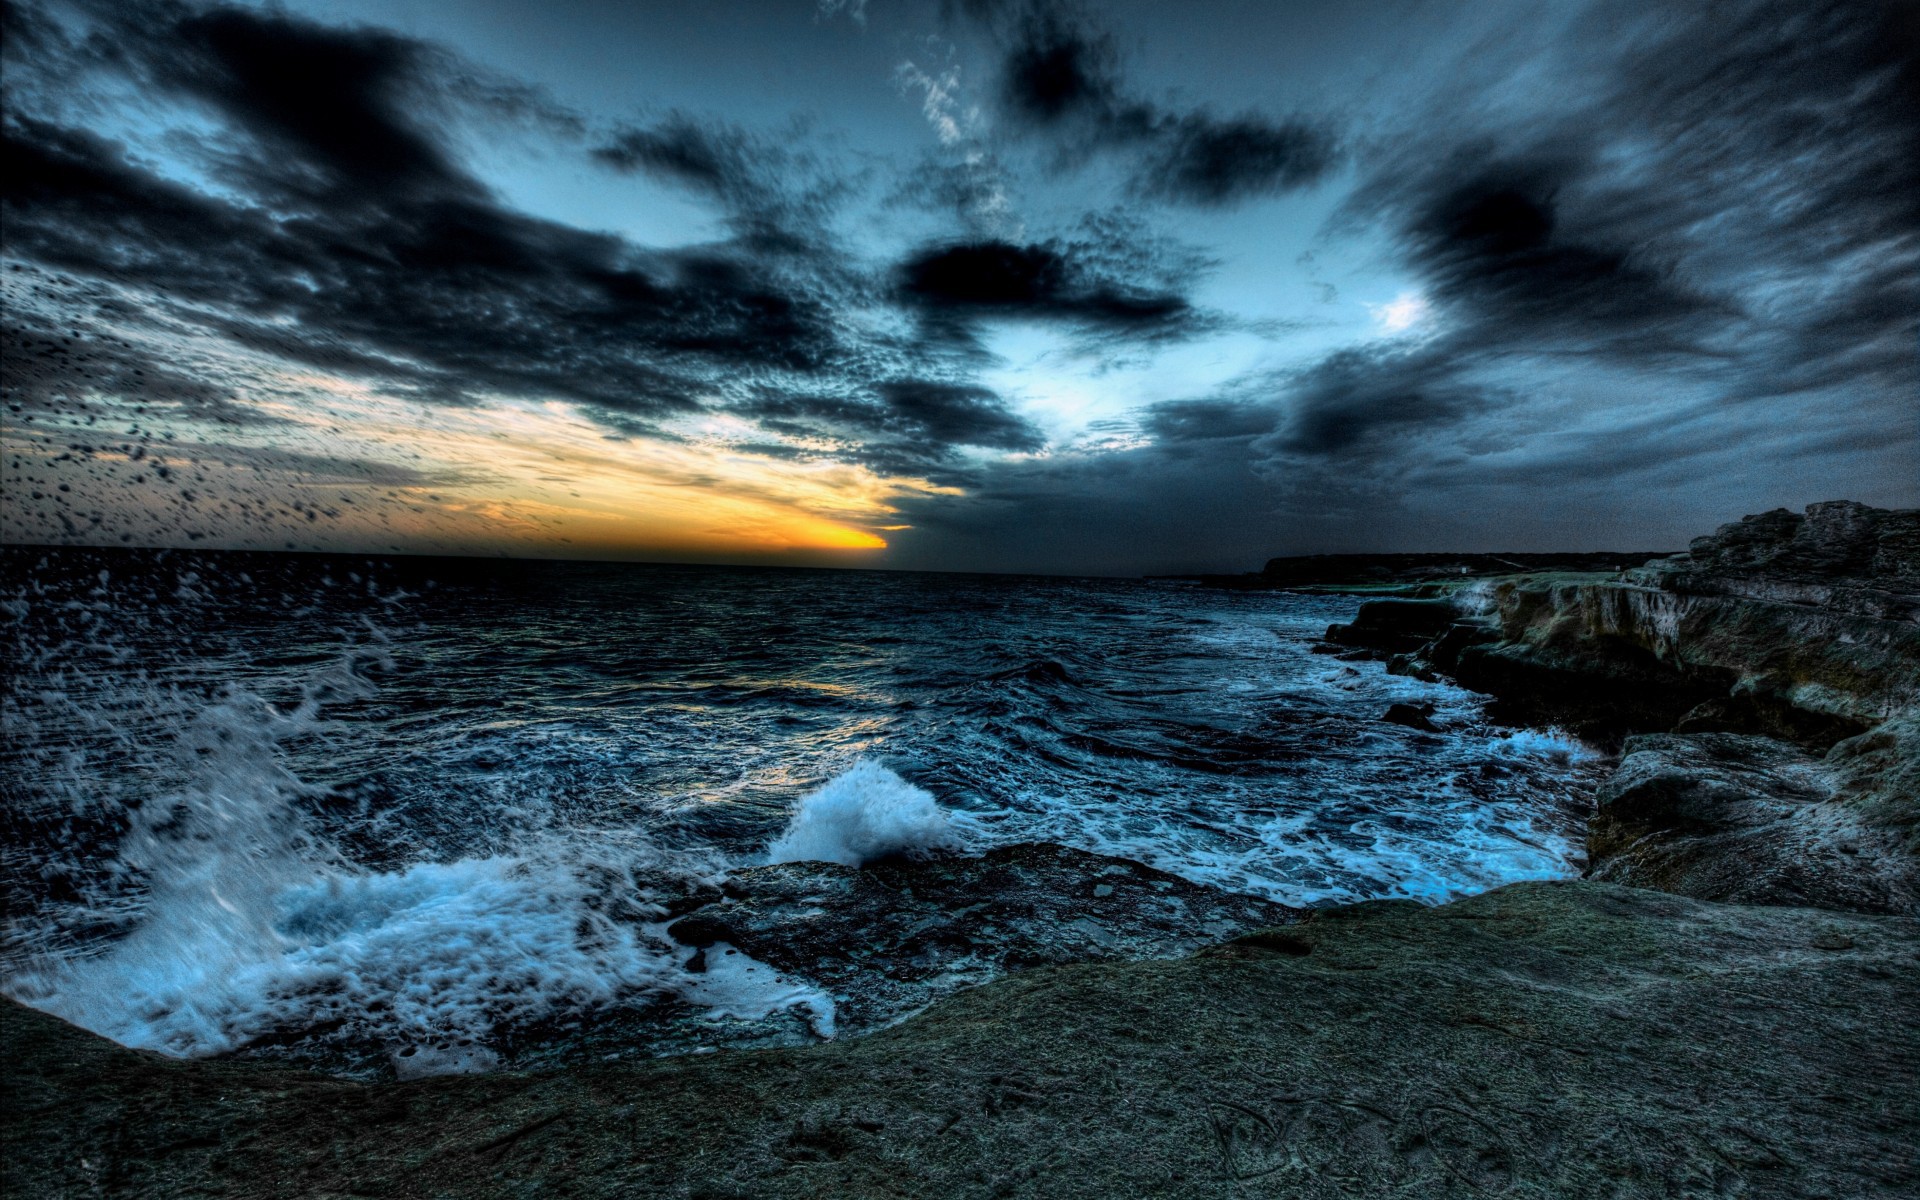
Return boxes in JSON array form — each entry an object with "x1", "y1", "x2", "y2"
[
  {"x1": 767, "y1": 759, "x2": 958, "y2": 866},
  {"x1": 2, "y1": 632, "x2": 829, "y2": 1076}
]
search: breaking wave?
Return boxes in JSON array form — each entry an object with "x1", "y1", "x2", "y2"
[
  {"x1": 0, "y1": 643, "x2": 831, "y2": 1076},
  {"x1": 1, "y1": 552, "x2": 1611, "y2": 1075},
  {"x1": 766, "y1": 760, "x2": 958, "y2": 866}
]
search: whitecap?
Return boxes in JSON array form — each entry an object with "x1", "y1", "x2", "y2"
[{"x1": 766, "y1": 760, "x2": 957, "y2": 867}]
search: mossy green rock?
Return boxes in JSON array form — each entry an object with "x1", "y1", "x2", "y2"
[{"x1": 8, "y1": 880, "x2": 1916, "y2": 1198}]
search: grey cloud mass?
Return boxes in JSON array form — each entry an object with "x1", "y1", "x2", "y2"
[
  {"x1": 983, "y1": 0, "x2": 1342, "y2": 206},
  {"x1": 2, "y1": 0, "x2": 1912, "y2": 569}
]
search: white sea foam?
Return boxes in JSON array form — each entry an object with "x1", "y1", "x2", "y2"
[
  {"x1": 766, "y1": 760, "x2": 957, "y2": 866},
  {"x1": 1489, "y1": 726, "x2": 1597, "y2": 765},
  {"x1": 1, "y1": 652, "x2": 827, "y2": 1073},
  {"x1": 682, "y1": 940, "x2": 837, "y2": 1039}
]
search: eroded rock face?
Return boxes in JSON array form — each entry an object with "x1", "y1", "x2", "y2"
[
  {"x1": 1644, "y1": 500, "x2": 1920, "y2": 617},
  {"x1": 1586, "y1": 733, "x2": 1919, "y2": 914},
  {"x1": 1343, "y1": 504, "x2": 1920, "y2": 748},
  {"x1": 8, "y1": 882, "x2": 1916, "y2": 1199},
  {"x1": 1314, "y1": 502, "x2": 1920, "y2": 915},
  {"x1": 667, "y1": 843, "x2": 1300, "y2": 1034}
]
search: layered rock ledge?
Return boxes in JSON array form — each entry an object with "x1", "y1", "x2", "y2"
[
  {"x1": 1323, "y1": 501, "x2": 1919, "y2": 914},
  {"x1": 7, "y1": 881, "x2": 1916, "y2": 1199}
]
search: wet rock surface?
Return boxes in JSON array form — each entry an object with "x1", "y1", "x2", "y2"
[
  {"x1": 666, "y1": 843, "x2": 1301, "y2": 1034},
  {"x1": 1323, "y1": 598, "x2": 1458, "y2": 655},
  {"x1": 7, "y1": 881, "x2": 1916, "y2": 1199},
  {"x1": 1587, "y1": 733, "x2": 1919, "y2": 914},
  {"x1": 1379, "y1": 702, "x2": 1441, "y2": 732},
  {"x1": 1314, "y1": 501, "x2": 1919, "y2": 916}
]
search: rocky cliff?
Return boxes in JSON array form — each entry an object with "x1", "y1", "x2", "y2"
[{"x1": 1325, "y1": 501, "x2": 1920, "y2": 912}]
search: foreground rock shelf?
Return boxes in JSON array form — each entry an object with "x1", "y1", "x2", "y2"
[{"x1": 7, "y1": 880, "x2": 1917, "y2": 1199}]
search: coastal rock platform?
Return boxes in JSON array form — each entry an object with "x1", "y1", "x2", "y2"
[
  {"x1": 1587, "y1": 731, "x2": 1920, "y2": 914},
  {"x1": 7, "y1": 879, "x2": 1917, "y2": 1198},
  {"x1": 667, "y1": 842, "x2": 1301, "y2": 1035},
  {"x1": 1319, "y1": 502, "x2": 1919, "y2": 916}
]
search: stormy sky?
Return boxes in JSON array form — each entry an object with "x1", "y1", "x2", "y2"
[{"x1": 3, "y1": 0, "x2": 1914, "y2": 573}]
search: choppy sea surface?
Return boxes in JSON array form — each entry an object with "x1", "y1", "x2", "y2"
[{"x1": 1, "y1": 547, "x2": 1604, "y2": 1075}]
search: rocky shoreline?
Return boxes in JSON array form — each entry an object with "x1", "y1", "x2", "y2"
[
  {"x1": 4, "y1": 501, "x2": 1916, "y2": 1198},
  {"x1": 1322, "y1": 501, "x2": 1918, "y2": 916},
  {"x1": 6, "y1": 881, "x2": 1914, "y2": 1198}
]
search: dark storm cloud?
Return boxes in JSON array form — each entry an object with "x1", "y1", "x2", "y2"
[
  {"x1": 1138, "y1": 398, "x2": 1280, "y2": 446},
  {"x1": 876, "y1": 426, "x2": 1315, "y2": 575},
  {"x1": 876, "y1": 379, "x2": 1044, "y2": 451},
  {"x1": 892, "y1": 215, "x2": 1215, "y2": 352},
  {"x1": 743, "y1": 377, "x2": 1043, "y2": 480},
  {"x1": 594, "y1": 118, "x2": 741, "y2": 192},
  {"x1": 1248, "y1": 0, "x2": 1918, "y2": 496},
  {"x1": 2, "y1": 108, "x2": 835, "y2": 413},
  {"x1": 1265, "y1": 345, "x2": 1506, "y2": 458},
  {"x1": 152, "y1": 4, "x2": 476, "y2": 203},
  {"x1": 1366, "y1": 0, "x2": 1912, "y2": 377},
  {"x1": 996, "y1": 5, "x2": 1122, "y2": 124},
  {"x1": 1141, "y1": 115, "x2": 1340, "y2": 208},
  {"x1": 1133, "y1": 343, "x2": 1506, "y2": 468},
  {"x1": 1, "y1": 1, "x2": 849, "y2": 429},
  {"x1": 590, "y1": 113, "x2": 855, "y2": 256},
  {"x1": 899, "y1": 240, "x2": 1184, "y2": 329},
  {"x1": 979, "y1": 1, "x2": 1340, "y2": 207},
  {"x1": 1394, "y1": 156, "x2": 1725, "y2": 356}
]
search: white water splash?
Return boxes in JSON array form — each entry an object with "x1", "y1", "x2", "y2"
[
  {"x1": 1, "y1": 649, "x2": 828, "y2": 1073},
  {"x1": 766, "y1": 759, "x2": 958, "y2": 866}
]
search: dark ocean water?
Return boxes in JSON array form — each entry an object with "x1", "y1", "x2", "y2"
[{"x1": 0, "y1": 547, "x2": 1604, "y2": 1073}]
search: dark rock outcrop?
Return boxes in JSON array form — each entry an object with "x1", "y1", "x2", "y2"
[
  {"x1": 1645, "y1": 499, "x2": 1920, "y2": 619},
  {"x1": 1446, "y1": 502, "x2": 1920, "y2": 746},
  {"x1": 1199, "y1": 550, "x2": 1672, "y2": 590},
  {"x1": 1323, "y1": 598, "x2": 1457, "y2": 655},
  {"x1": 1587, "y1": 732, "x2": 1919, "y2": 913},
  {"x1": 7, "y1": 882, "x2": 1915, "y2": 1199},
  {"x1": 1379, "y1": 702, "x2": 1441, "y2": 732},
  {"x1": 667, "y1": 843, "x2": 1300, "y2": 1034},
  {"x1": 1327, "y1": 502, "x2": 1920, "y2": 914}
]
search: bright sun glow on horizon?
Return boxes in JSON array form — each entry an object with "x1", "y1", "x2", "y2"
[
  {"x1": 339, "y1": 396, "x2": 929, "y2": 556},
  {"x1": 0, "y1": 283, "x2": 936, "y2": 562}
]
